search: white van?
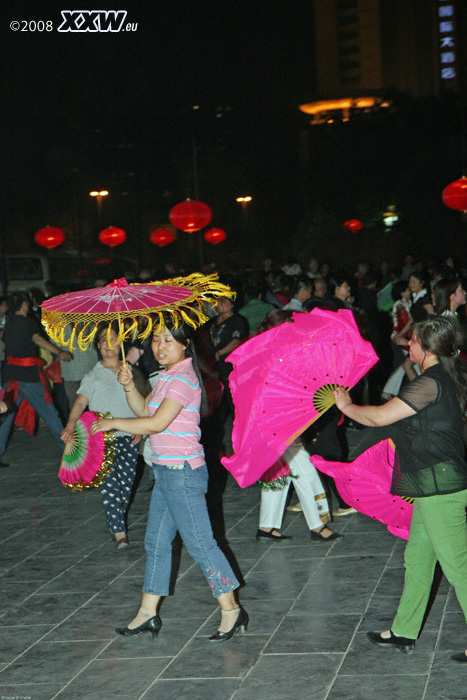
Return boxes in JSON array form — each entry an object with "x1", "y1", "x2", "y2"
[
  {"x1": 2, "y1": 251, "x2": 139, "y2": 296},
  {"x1": 3, "y1": 254, "x2": 49, "y2": 294}
]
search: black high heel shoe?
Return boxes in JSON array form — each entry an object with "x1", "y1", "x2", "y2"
[
  {"x1": 115, "y1": 613, "x2": 162, "y2": 640},
  {"x1": 209, "y1": 606, "x2": 249, "y2": 642}
]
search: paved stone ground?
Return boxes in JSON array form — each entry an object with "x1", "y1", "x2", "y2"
[{"x1": 1, "y1": 425, "x2": 466, "y2": 700}]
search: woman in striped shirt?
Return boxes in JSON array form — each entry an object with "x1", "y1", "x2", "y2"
[{"x1": 91, "y1": 316, "x2": 247, "y2": 642}]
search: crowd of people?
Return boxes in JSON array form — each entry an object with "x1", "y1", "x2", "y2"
[{"x1": 1, "y1": 249, "x2": 467, "y2": 659}]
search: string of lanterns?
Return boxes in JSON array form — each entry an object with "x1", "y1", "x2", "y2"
[{"x1": 35, "y1": 199, "x2": 228, "y2": 251}]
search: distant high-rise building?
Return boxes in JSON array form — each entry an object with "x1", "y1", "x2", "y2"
[{"x1": 300, "y1": 0, "x2": 463, "y2": 124}]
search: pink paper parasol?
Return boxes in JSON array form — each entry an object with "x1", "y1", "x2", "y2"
[
  {"x1": 311, "y1": 438, "x2": 413, "y2": 539},
  {"x1": 221, "y1": 308, "x2": 378, "y2": 487},
  {"x1": 41, "y1": 274, "x2": 234, "y2": 351},
  {"x1": 58, "y1": 411, "x2": 118, "y2": 491}
]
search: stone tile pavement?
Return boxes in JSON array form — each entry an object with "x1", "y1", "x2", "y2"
[{"x1": 1, "y1": 425, "x2": 466, "y2": 700}]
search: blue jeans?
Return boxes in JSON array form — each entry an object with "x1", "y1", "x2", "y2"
[
  {"x1": 0, "y1": 381, "x2": 64, "y2": 457},
  {"x1": 143, "y1": 462, "x2": 239, "y2": 598}
]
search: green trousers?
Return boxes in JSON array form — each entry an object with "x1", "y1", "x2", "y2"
[{"x1": 392, "y1": 489, "x2": 467, "y2": 640}]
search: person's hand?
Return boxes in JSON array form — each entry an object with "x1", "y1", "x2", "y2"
[
  {"x1": 131, "y1": 434, "x2": 142, "y2": 445},
  {"x1": 333, "y1": 386, "x2": 352, "y2": 411},
  {"x1": 117, "y1": 364, "x2": 134, "y2": 387},
  {"x1": 0, "y1": 401, "x2": 8, "y2": 414},
  {"x1": 90, "y1": 418, "x2": 115, "y2": 434},
  {"x1": 61, "y1": 423, "x2": 76, "y2": 443},
  {"x1": 58, "y1": 350, "x2": 72, "y2": 362},
  {"x1": 394, "y1": 334, "x2": 409, "y2": 347}
]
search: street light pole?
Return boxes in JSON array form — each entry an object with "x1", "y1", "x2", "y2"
[{"x1": 236, "y1": 196, "x2": 252, "y2": 251}]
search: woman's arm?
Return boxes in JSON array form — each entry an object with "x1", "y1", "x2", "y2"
[
  {"x1": 402, "y1": 356, "x2": 417, "y2": 381},
  {"x1": 333, "y1": 387, "x2": 415, "y2": 427},
  {"x1": 32, "y1": 332, "x2": 71, "y2": 362},
  {"x1": 393, "y1": 318, "x2": 413, "y2": 345},
  {"x1": 423, "y1": 302, "x2": 435, "y2": 316},
  {"x1": 61, "y1": 393, "x2": 89, "y2": 443},
  {"x1": 90, "y1": 397, "x2": 183, "y2": 436},
  {"x1": 215, "y1": 338, "x2": 241, "y2": 361}
]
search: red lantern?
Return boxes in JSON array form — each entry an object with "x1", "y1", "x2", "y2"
[
  {"x1": 169, "y1": 199, "x2": 213, "y2": 232},
  {"x1": 35, "y1": 226, "x2": 65, "y2": 249},
  {"x1": 442, "y1": 177, "x2": 467, "y2": 213},
  {"x1": 204, "y1": 228, "x2": 227, "y2": 244},
  {"x1": 343, "y1": 219, "x2": 363, "y2": 233},
  {"x1": 150, "y1": 229, "x2": 176, "y2": 247},
  {"x1": 99, "y1": 226, "x2": 127, "y2": 247}
]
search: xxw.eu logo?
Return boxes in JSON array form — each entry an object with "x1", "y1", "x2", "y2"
[{"x1": 57, "y1": 10, "x2": 137, "y2": 32}]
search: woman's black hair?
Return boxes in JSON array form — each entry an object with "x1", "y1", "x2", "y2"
[
  {"x1": 157, "y1": 313, "x2": 208, "y2": 417},
  {"x1": 391, "y1": 280, "x2": 409, "y2": 301},
  {"x1": 256, "y1": 308, "x2": 294, "y2": 334},
  {"x1": 433, "y1": 278, "x2": 460, "y2": 316},
  {"x1": 413, "y1": 316, "x2": 467, "y2": 413}
]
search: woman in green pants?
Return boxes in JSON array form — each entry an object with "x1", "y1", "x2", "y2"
[{"x1": 333, "y1": 316, "x2": 467, "y2": 663}]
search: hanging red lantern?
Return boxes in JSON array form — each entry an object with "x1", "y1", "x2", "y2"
[
  {"x1": 169, "y1": 199, "x2": 213, "y2": 232},
  {"x1": 99, "y1": 226, "x2": 127, "y2": 247},
  {"x1": 343, "y1": 219, "x2": 363, "y2": 233},
  {"x1": 204, "y1": 227, "x2": 227, "y2": 244},
  {"x1": 34, "y1": 226, "x2": 65, "y2": 249},
  {"x1": 150, "y1": 229, "x2": 176, "y2": 247},
  {"x1": 442, "y1": 177, "x2": 467, "y2": 213}
]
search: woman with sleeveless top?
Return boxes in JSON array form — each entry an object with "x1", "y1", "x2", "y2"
[{"x1": 334, "y1": 317, "x2": 467, "y2": 662}]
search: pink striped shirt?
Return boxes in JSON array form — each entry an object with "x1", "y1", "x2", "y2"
[{"x1": 147, "y1": 357, "x2": 205, "y2": 469}]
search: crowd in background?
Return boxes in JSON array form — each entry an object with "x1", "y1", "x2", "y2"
[{"x1": 0, "y1": 249, "x2": 466, "y2": 503}]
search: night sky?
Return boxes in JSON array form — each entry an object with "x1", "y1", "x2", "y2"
[{"x1": 1, "y1": 1, "x2": 317, "y2": 260}]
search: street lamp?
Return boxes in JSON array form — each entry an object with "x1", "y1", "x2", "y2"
[{"x1": 89, "y1": 190, "x2": 109, "y2": 227}]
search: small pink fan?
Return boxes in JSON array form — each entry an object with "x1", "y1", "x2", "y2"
[{"x1": 58, "y1": 410, "x2": 117, "y2": 491}]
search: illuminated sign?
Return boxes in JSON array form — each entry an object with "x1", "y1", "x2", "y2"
[{"x1": 438, "y1": 0, "x2": 458, "y2": 86}]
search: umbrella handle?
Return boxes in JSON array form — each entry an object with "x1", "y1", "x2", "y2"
[{"x1": 118, "y1": 314, "x2": 127, "y2": 366}]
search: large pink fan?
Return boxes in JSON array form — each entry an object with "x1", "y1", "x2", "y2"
[
  {"x1": 58, "y1": 411, "x2": 117, "y2": 491},
  {"x1": 311, "y1": 438, "x2": 413, "y2": 539},
  {"x1": 221, "y1": 308, "x2": 378, "y2": 487}
]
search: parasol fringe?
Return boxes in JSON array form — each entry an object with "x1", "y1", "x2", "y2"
[
  {"x1": 152, "y1": 312, "x2": 165, "y2": 335},
  {"x1": 77, "y1": 324, "x2": 99, "y2": 351},
  {"x1": 139, "y1": 317, "x2": 154, "y2": 341},
  {"x1": 123, "y1": 317, "x2": 140, "y2": 342}
]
